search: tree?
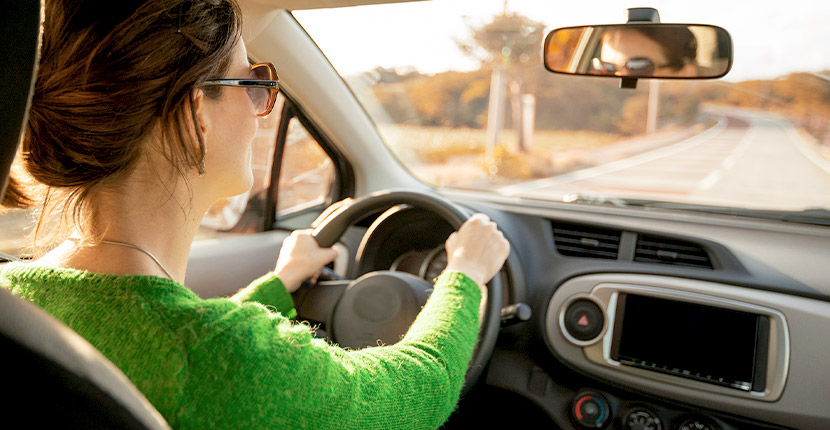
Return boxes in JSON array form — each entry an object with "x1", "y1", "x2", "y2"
[
  {"x1": 456, "y1": 9, "x2": 547, "y2": 151},
  {"x1": 456, "y1": 11, "x2": 547, "y2": 72}
]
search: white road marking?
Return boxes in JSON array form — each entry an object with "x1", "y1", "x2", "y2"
[
  {"x1": 697, "y1": 170, "x2": 723, "y2": 190},
  {"x1": 696, "y1": 125, "x2": 755, "y2": 191}
]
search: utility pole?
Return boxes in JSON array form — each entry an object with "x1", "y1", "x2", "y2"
[
  {"x1": 486, "y1": 66, "x2": 506, "y2": 158},
  {"x1": 646, "y1": 79, "x2": 659, "y2": 134}
]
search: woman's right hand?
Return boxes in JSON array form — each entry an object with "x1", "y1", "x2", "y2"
[
  {"x1": 443, "y1": 213, "x2": 510, "y2": 286},
  {"x1": 273, "y1": 229, "x2": 340, "y2": 293}
]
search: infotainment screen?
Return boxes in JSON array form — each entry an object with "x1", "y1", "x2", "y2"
[{"x1": 611, "y1": 293, "x2": 769, "y2": 391}]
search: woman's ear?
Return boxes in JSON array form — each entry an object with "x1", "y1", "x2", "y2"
[{"x1": 192, "y1": 88, "x2": 209, "y2": 136}]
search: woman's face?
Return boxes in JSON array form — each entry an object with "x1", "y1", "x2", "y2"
[
  {"x1": 199, "y1": 40, "x2": 259, "y2": 201},
  {"x1": 600, "y1": 29, "x2": 697, "y2": 78}
]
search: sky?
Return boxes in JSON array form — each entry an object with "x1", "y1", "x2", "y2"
[{"x1": 294, "y1": 0, "x2": 830, "y2": 82}]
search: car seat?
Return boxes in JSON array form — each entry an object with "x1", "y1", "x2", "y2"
[{"x1": 0, "y1": 2, "x2": 170, "y2": 428}]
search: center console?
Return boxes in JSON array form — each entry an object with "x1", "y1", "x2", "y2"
[{"x1": 540, "y1": 273, "x2": 822, "y2": 429}]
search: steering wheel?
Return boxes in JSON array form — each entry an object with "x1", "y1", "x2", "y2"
[{"x1": 291, "y1": 189, "x2": 502, "y2": 390}]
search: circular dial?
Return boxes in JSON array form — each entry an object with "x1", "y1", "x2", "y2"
[
  {"x1": 419, "y1": 245, "x2": 447, "y2": 281},
  {"x1": 622, "y1": 407, "x2": 662, "y2": 430},
  {"x1": 677, "y1": 417, "x2": 719, "y2": 430},
  {"x1": 571, "y1": 392, "x2": 610, "y2": 429}
]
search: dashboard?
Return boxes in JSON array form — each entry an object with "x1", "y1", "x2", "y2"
[{"x1": 344, "y1": 192, "x2": 830, "y2": 430}]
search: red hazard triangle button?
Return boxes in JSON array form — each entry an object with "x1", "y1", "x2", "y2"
[{"x1": 577, "y1": 314, "x2": 590, "y2": 327}]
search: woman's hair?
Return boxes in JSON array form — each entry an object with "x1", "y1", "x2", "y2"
[
  {"x1": 631, "y1": 26, "x2": 697, "y2": 70},
  {"x1": 4, "y1": 0, "x2": 243, "y2": 249}
]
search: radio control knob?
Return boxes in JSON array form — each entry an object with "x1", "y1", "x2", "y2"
[
  {"x1": 572, "y1": 392, "x2": 610, "y2": 428},
  {"x1": 677, "y1": 417, "x2": 720, "y2": 430},
  {"x1": 622, "y1": 407, "x2": 662, "y2": 430}
]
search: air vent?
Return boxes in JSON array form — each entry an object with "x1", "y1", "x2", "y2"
[
  {"x1": 634, "y1": 235, "x2": 713, "y2": 269},
  {"x1": 552, "y1": 223, "x2": 621, "y2": 260}
]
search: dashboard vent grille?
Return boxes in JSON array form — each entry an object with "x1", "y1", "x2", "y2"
[
  {"x1": 634, "y1": 235, "x2": 713, "y2": 269},
  {"x1": 552, "y1": 223, "x2": 621, "y2": 260}
]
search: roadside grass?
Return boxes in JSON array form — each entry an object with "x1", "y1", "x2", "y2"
[
  {"x1": 379, "y1": 124, "x2": 619, "y2": 160},
  {"x1": 377, "y1": 124, "x2": 622, "y2": 185}
]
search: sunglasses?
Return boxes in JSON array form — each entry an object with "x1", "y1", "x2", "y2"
[
  {"x1": 592, "y1": 57, "x2": 664, "y2": 77},
  {"x1": 202, "y1": 62, "x2": 279, "y2": 116}
]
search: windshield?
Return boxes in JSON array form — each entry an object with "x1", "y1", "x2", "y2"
[{"x1": 295, "y1": 0, "x2": 830, "y2": 222}]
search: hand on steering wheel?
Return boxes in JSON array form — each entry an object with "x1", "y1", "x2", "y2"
[
  {"x1": 273, "y1": 229, "x2": 340, "y2": 293},
  {"x1": 444, "y1": 213, "x2": 510, "y2": 287}
]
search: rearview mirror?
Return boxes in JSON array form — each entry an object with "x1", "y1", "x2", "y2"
[{"x1": 543, "y1": 24, "x2": 732, "y2": 80}]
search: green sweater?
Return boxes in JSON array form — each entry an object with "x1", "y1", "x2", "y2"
[{"x1": 0, "y1": 263, "x2": 481, "y2": 429}]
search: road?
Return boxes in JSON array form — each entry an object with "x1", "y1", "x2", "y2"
[{"x1": 501, "y1": 107, "x2": 830, "y2": 211}]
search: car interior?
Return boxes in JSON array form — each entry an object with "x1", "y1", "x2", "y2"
[{"x1": 2, "y1": 1, "x2": 829, "y2": 430}]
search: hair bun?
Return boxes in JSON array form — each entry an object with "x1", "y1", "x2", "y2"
[{"x1": 4, "y1": 0, "x2": 243, "y2": 247}]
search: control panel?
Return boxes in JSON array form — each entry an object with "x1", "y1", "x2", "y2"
[
  {"x1": 569, "y1": 388, "x2": 741, "y2": 430},
  {"x1": 539, "y1": 273, "x2": 824, "y2": 429}
]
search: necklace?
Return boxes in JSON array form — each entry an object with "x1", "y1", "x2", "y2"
[{"x1": 100, "y1": 239, "x2": 174, "y2": 280}]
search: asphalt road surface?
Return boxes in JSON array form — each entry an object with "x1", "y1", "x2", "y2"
[{"x1": 501, "y1": 107, "x2": 830, "y2": 211}]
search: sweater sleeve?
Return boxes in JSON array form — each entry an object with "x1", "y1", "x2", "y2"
[
  {"x1": 228, "y1": 272, "x2": 297, "y2": 318},
  {"x1": 168, "y1": 271, "x2": 481, "y2": 430}
]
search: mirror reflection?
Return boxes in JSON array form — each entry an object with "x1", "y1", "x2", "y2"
[{"x1": 544, "y1": 24, "x2": 732, "y2": 79}]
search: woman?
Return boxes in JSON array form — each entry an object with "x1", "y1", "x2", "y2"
[{"x1": 0, "y1": 0, "x2": 510, "y2": 429}]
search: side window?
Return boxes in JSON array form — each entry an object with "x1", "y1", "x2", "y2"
[{"x1": 276, "y1": 116, "x2": 336, "y2": 217}]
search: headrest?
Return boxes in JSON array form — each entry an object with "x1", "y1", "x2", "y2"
[{"x1": 0, "y1": 2, "x2": 42, "y2": 200}]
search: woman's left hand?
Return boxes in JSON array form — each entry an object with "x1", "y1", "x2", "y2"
[{"x1": 274, "y1": 229, "x2": 340, "y2": 293}]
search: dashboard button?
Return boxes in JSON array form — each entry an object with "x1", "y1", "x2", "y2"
[
  {"x1": 564, "y1": 298, "x2": 605, "y2": 342},
  {"x1": 572, "y1": 392, "x2": 610, "y2": 428},
  {"x1": 622, "y1": 407, "x2": 662, "y2": 430}
]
